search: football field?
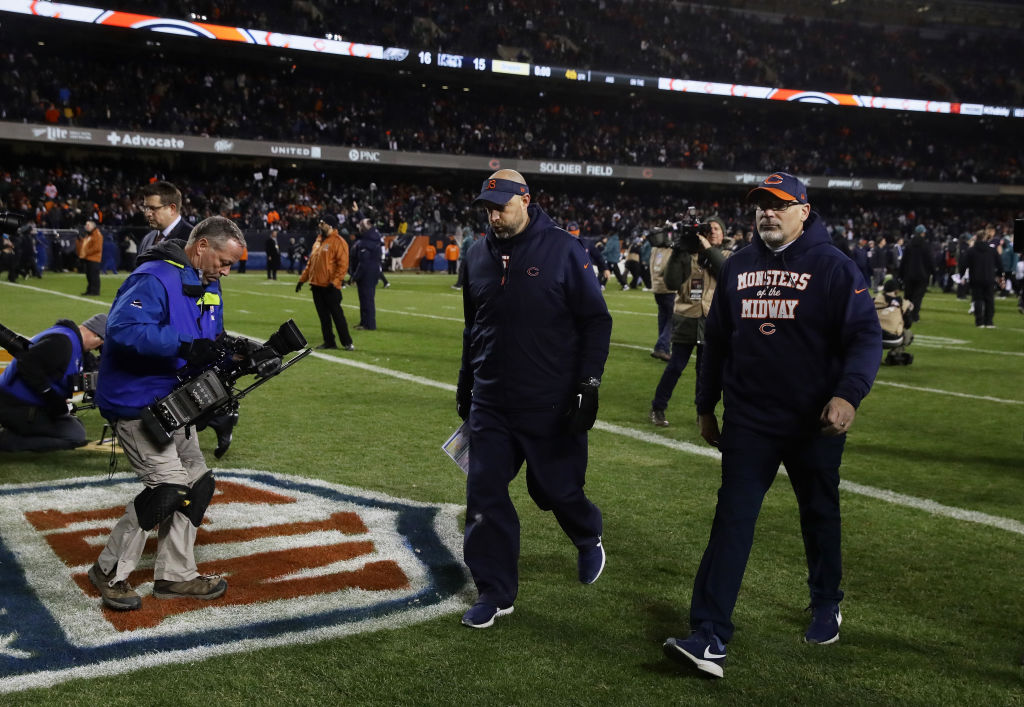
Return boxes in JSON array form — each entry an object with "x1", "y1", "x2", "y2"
[{"x1": 1, "y1": 270, "x2": 1022, "y2": 705}]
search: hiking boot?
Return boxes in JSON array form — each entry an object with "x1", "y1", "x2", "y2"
[
  {"x1": 153, "y1": 574, "x2": 227, "y2": 600},
  {"x1": 578, "y1": 537, "x2": 606, "y2": 584},
  {"x1": 804, "y1": 603, "x2": 842, "y2": 644},
  {"x1": 649, "y1": 408, "x2": 669, "y2": 427},
  {"x1": 88, "y1": 562, "x2": 141, "y2": 611},
  {"x1": 461, "y1": 602, "x2": 514, "y2": 629},
  {"x1": 663, "y1": 627, "x2": 727, "y2": 678}
]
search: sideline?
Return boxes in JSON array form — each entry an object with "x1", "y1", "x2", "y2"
[{"x1": 5, "y1": 280, "x2": 1023, "y2": 536}]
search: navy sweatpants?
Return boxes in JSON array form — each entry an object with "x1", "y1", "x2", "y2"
[
  {"x1": 464, "y1": 403, "x2": 603, "y2": 607},
  {"x1": 356, "y1": 278, "x2": 377, "y2": 329},
  {"x1": 689, "y1": 424, "x2": 846, "y2": 643}
]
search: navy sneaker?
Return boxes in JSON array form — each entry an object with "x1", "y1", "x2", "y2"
[
  {"x1": 804, "y1": 603, "x2": 842, "y2": 644},
  {"x1": 461, "y1": 602, "x2": 514, "y2": 629},
  {"x1": 578, "y1": 537, "x2": 606, "y2": 584},
  {"x1": 663, "y1": 628, "x2": 727, "y2": 678}
]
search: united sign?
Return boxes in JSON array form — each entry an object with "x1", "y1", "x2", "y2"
[{"x1": 0, "y1": 470, "x2": 469, "y2": 693}]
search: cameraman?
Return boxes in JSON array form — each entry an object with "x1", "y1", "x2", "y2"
[
  {"x1": 648, "y1": 216, "x2": 729, "y2": 428},
  {"x1": 88, "y1": 216, "x2": 244, "y2": 611},
  {"x1": 0, "y1": 314, "x2": 105, "y2": 452}
]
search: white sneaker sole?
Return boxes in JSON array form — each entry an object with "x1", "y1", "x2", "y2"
[
  {"x1": 462, "y1": 605, "x2": 514, "y2": 629},
  {"x1": 804, "y1": 609, "x2": 842, "y2": 645},
  {"x1": 664, "y1": 639, "x2": 724, "y2": 679}
]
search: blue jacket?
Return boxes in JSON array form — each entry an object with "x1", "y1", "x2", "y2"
[
  {"x1": 96, "y1": 240, "x2": 224, "y2": 421},
  {"x1": 352, "y1": 227, "x2": 383, "y2": 283},
  {"x1": 697, "y1": 212, "x2": 881, "y2": 437},
  {"x1": 461, "y1": 204, "x2": 612, "y2": 410},
  {"x1": 0, "y1": 321, "x2": 82, "y2": 406}
]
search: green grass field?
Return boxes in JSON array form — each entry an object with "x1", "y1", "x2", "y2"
[{"x1": 1, "y1": 269, "x2": 1022, "y2": 706}]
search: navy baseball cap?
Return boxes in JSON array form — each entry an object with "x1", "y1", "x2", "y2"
[
  {"x1": 747, "y1": 172, "x2": 809, "y2": 204},
  {"x1": 473, "y1": 177, "x2": 530, "y2": 206}
]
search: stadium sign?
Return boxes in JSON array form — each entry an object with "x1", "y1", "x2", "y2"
[
  {"x1": 539, "y1": 161, "x2": 616, "y2": 177},
  {"x1": 2, "y1": 121, "x2": 1017, "y2": 198},
  {"x1": 105, "y1": 131, "x2": 184, "y2": 149},
  {"x1": 0, "y1": 470, "x2": 468, "y2": 694},
  {"x1": 270, "y1": 145, "x2": 322, "y2": 158},
  {"x1": 31, "y1": 126, "x2": 93, "y2": 142}
]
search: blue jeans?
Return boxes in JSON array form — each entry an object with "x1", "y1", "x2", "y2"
[
  {"x1": 653, "y1": 293, "x2": 675, "y2": 353},
  {"x1": 689, "y1": 425, "x2": 846, "y2": 642},
  {"x1": 651, "y1": 342, "x2": 698, "y2": 412}
]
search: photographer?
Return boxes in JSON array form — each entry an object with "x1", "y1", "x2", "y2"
[
  {"x1": 648, "y1": 216, "x2": 729, "y2": 428},
  {"x1": 87, "y1": 216, "x2": 244, "y2": 611},
  {"x1": 0, "y1": 314, "x2": 105, "y2": 452}
]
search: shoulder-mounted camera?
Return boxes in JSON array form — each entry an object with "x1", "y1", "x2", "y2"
[
  {"x1": 663, "y1": 206, "x2": 711, "y2": 253},
  {"x1": 140, "y1": 319, "x2": 312, "y2": 442}
]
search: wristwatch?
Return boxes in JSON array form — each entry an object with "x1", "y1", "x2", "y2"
[{"x1": 581, "y1": 376, "x2": 601, "y2": 389}]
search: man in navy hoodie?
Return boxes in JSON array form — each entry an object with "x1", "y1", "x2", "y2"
[
  {"x1": 456, "y1": 170, "x2": 613, "y2": 629},
  {"x1": 664, "y1": 173, "x2": 881, "y2": 678}
]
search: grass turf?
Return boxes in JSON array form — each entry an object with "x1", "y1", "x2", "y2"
[{"x1": 1, "y1": 270, "x2": 1022, "y2": 705}]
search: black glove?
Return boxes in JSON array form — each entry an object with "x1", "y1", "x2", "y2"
[
  {"x1": 249, "y1": 345, "x2": 282, "y2": 379},
  {"x1": 456, "y1": 370, "x2": 473, "y2": 421},
  {"x1": 565, "y1": 379, "x2": 600, "y2": 434},
  {"x1": 295, "y1": 282, "x2": 303, "y2": 292},
  {"x1": 42, "y1": 390, "x2": 70, "y2": 419},
  {"x1": 177, "y1": 338, "x2": 221, "y2": 368}
]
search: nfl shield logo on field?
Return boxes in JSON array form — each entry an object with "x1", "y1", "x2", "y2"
[{"x1": 0, "y1": 471, "x2": 469, "y2": 693}]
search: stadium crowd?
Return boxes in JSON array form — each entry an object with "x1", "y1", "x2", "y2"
[
  {"x1": 3, "y1": 36, "x2": 1020, "y2": 185},
  {"x1": 96, "y1": 0, "x2": 1021, "y2": 105},
  {"x1": 2, "y1": 161, "x2": 1018, "y2": 290}
]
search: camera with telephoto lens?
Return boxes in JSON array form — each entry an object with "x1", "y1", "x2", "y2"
[
  {"x1": 140, "y1": 319, "x2": 312, "y2": 443},
  {"x1": 0, "y1": 321, "x2": 31, "y2": 358},
  {"x1": 0, "y1": 210, "x2": 25, "y2": 235},
  {"x1": 663, "y1": 206, "x2": 711, "y2": 253}
]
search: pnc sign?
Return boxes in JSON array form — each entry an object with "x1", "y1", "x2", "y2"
[{"x1": 0, "y1": 471, "x2": 468, "y2": 693}]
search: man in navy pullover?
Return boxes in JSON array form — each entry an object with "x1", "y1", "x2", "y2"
[
  {"x1": 664, "y1": 173, "x2": 881, "y2": 678},
  {"x1": 456, "y1": 170, "x2": 613, "y2": 629}
]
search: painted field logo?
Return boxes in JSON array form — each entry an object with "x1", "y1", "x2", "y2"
[{"x1": 0, "y1": 471, "x2": 469, "y2": 693}]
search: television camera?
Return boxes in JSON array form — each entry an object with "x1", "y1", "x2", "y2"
[
  {"x1": 0, "y1": 210, "x2": 26, "y2": 234},
  {"x1": 652, "y1": 206, "x2": 711, "y2": 253},
  {"x1": 0, "y1": 321, "x2": 99, "y2": 405},
  {"x1": 140, "y1": 319, "x2": 312, "y2": 443}
]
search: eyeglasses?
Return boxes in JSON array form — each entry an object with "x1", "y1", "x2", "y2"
[
  {"x1": 140, "y1": 203, "x2": 170, "y2": 213},
  {"x1": 755, "y1": 201, "x2": 802, "y2": 213}
]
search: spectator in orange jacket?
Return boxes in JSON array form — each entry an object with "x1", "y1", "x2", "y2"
[
  {"x1": 237, "y1": 245, "x2": 248, "y2": 273},
  {"x1": 445, "y1": 237, "x2": 460, "y2": 275},
  {"x1": 80, "y1": 220, "x2": 103, "y2": 295},
  {"x1": 296, "y1": 213, "x2": 354, "y2": 350},
  {"x1": 422, "y1": 241, "x2": 437, "y2": 272}
]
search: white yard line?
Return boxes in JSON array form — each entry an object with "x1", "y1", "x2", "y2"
[
  {"x1": 6, "y1": 280, "x2": 1023, "y2": 536},
  {"x1": 276, "y1": 342, "x2": 1024, "y2": 538}
]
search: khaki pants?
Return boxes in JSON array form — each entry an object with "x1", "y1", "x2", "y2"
[{"x1": 97, "y1": 419, "x2": 209, "y2": 583}]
